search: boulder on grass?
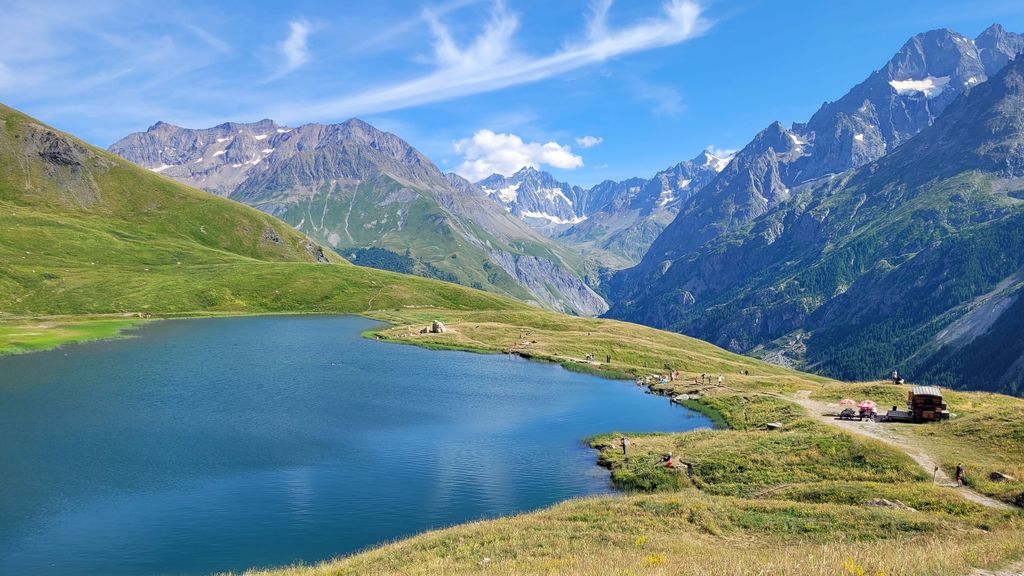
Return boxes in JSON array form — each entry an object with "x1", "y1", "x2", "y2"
[{"x1": 865, "y1": 498, "x2": 915, "y2": 512}]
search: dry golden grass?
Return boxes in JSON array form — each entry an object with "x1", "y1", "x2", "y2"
[{"x1": 236, "y1": 491, "x2": 1024, "y2": 576}]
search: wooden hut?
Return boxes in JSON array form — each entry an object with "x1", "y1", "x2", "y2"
[{"x1": 907, "y1": 386, "x2": 950, "y2": 422}]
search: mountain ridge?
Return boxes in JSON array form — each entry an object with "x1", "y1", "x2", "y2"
[
  {"x1": 110, "y1": 118, "x2": 608, "y2": 316},
  {"x1": 606, "y1": 39, "x2": 1024, "y2": 395}
]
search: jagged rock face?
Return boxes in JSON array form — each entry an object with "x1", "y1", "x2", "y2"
[
  {"x1": 488, "y1": 250, "x2": 608, "y2": 317},
  {"x1": 19, "y1": 124, "x2": 113, "y2": 208},
  {"x1": 110, "y1": 119, "x2": 284, "y2": 196},
  {"x1": 556, "y1": 150, "x2": 730, "y2": 264},
  {"x1": 110, "y1": 119, "x2": 606, "y2": 316},
  {"x1": 478, "y1": 167, "x2": 588, "y2": 233},
  {"x1": 607, "y1": 50, "x2": 1024, "y2": 396},
  {"x1": 612, "y1": 25, "x2": 1024, "y2": 306},
  {"x1": 976, "y1": 23, "x2": 1024, "y2": 76}
]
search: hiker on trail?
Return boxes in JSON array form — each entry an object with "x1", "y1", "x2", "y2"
[
  {"x1": 606, "y1": 354, "x2": 611, "y2": 364},
  {"x1": 718, "y1": 375, "x2": 724, "y2": 386},
  {"x1": 701, "y1": 373, "x2": 706, "y2": 385},
  {"x1": 659, "y1": 452, "x2": 674, "y2": 468},
  {"x1": 620, "y1": 436, "x2": 630, "y2": 455},
  {"x1": 955, "y1": 463, "x2": 965, "y2": 487}
]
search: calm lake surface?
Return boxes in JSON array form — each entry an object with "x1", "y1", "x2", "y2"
[{"x1": 0, "y1": 315, "x2": 710, "y2": 575}]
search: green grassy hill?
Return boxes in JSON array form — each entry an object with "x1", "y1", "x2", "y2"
[{"x1": 0, "y1": 103, "x2": 522, "y2": 317}]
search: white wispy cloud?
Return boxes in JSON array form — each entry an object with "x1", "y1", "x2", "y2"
[
  {"x1": 706, "y1": 145, "x2": 737, "y2": 158},
  {"x1": 576, "y1": 135, "x2": 603, "y2": 148},
  {"x1": 273, "y1": 0, "x2": 710, "y2": 122},
  {"x1": 186, "y1": 24, "x2": 231, "y2": 54},
  {"x1": 454, "y1": 130, "x2": 583, "y2": 181},
  {"x1": 274, "y1": 18, "x2": 312, "y2": 78}
]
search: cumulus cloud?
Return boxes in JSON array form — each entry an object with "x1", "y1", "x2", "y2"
[
  {"x1": 454, "y1": 130, "x2": 584, "y2": 181},
  {"x1": 275, "y1": 18, "x2": 311, "y2": 78},
  {"x1": 705, "y1": 145, "x2": 737, "y2": 158},
  {"x1": 272, "y1": 0, "x2": 710, "y2": 122},
  {"x1": 575, "y1": 135, "x2": 603, "y2": 148}
]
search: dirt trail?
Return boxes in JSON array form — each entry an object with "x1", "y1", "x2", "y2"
[
  {"x1": 969, "y1": 560, "x2": 1024, "y2": 576},
  {"x1": 790, "y1": 390, "x2": 1012, "y2": 511}
]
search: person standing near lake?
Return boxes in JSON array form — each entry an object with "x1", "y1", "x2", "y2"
[{"x1": 620, "y1": 436, "x2": 630, "y2": 456}]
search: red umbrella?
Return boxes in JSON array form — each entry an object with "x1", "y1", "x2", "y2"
[
  {"x1": 858, "y1": 400, "x2": 877, "y2": 409},
  {"x1": 839, "y1": 399, "x2": 856, "y2": 405}
]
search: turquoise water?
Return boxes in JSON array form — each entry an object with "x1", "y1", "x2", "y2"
[{"x1": 0, "y1": 315, "x2": 710, "y2": 575}]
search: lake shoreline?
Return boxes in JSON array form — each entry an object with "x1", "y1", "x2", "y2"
[{"x1": 0, "y1": 314, "x2": 712, "y2": 576}]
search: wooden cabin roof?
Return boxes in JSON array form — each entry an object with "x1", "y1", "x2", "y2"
[{"x1": 911, "y1": 385, "x2": 942, "y2": 398}]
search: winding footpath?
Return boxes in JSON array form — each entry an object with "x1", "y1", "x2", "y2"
[{"x1": 789, "y1": 390, "x2": 1013, "y2": 511}]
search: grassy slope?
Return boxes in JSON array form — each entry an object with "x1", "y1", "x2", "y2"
[
  {"x1": 0, "y1": 103, "x2": 523, "y2": 318},
  {"x1": 1, "y1": 102, "x2": 1022, "y2": 575}
]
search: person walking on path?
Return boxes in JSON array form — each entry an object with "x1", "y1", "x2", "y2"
[
  {"x1": 717, "y1": 375, "x2": 724, "y2": 386},
  {"x1": 955, "y1": 463, "x2": 965, "y2": 487},
  {"x1": 619, "y1": 436, "x2": 630, "y2": 456}
]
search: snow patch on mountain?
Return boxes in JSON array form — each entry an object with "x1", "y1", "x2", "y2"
[
  {"x1": 486, "y1": 183, "x2": 520, "y2": 203},
  {"x1": 539, "y1": 187, "x2": 573, "y2": 207},
  {"x1": 521, "y1": 210, "x2": 587, "y2": 225}
]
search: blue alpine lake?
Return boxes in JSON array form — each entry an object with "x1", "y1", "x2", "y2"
[{"x1": 0, "y1": 315, "x2": 711, "y2": 575}]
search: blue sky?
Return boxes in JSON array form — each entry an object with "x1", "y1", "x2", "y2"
[{"x1": 2, "y1": 0, "x2": 1023, "y2": 186}]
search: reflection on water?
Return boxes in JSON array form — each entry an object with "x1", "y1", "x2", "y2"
[{"x1": 0, "y1": 315, "x2": 710, "y2": 575}]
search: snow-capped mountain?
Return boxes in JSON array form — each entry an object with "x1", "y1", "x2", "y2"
[
  {"x1": 609, "y1": 49, "x2": 1024, "y2": 395},
  {"x1": 475, "y1": 150, "x2": 732, "y2": 265},
  {"x1": 605, "y1": 24, "x2": 1024, "y2": 393},
  {"x1": 109, "y1": 119, "x2": 295, "y2": 196},
  {"x1": 558, "y1": 149, "x2": 733, "y2": 264},
  {"x1": 615, "y1": 25, "x2": 1024, "y2": 271},
  {"x1": 110, "y1": 119, "x2": 608, "y2": 316},
  {"x1": 477, "y1": 167, "x2": 588, "y2": 232}
]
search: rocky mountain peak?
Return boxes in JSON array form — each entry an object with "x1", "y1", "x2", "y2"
[
  {"x1": 477, "y1": 167, "x2": 585, "y2": 232},
  {"x1": 694, "y1": 149, "x2": 734, "y2": 172},
  {"x1": 610, "y1": 23, "x2": 1024, "y2": 313},
  {"x1": 975, "y1": 23, "x2": 1024, "y2": 76},
  {"x1": 109, "y1": 117, "x2": 606, "y2": 317},
  {"x1": 889, "y1": 51, "x2": 1024, "y2": 178},
  {"x1": 885, "y1": 28, "x2": 981, "y2": 80}
]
